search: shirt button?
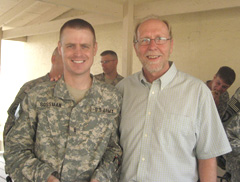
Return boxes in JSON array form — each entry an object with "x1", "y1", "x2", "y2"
[
  {"x1": 148, "y1": 112, "x2": 151, "y2": 115},
  {"x1": 152, "y1": 91, "x2": 155, "y2": 94},
  {"x1": 144, "y1": 134, "x2": 148, "y2": 137},
  {"x1": 142, "y1": 157, "x2": 145, "y2": 161}
]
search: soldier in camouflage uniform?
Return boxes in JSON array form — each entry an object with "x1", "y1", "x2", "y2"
[
  {"x1": 206, "y1": 66, "x2": 236, "y2": 119},
  {"x1": 225, "y1": 87, "x2": 240, "y2": 182},
  {"x1": 3, "y1": 47, "x2": 63, "y2": 145},
  {"x1": 4, "y1": 18, "x2": 122, "y2": 182},
  {"x1": 94, "y1": 50, "x2": 124, "y2": 86}
]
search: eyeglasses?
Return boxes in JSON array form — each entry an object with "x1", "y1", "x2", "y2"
[
  {"x1": 135, "y1": 37, "x2": 171, "y2": 46},
  {"x1": 100, "y1": 60, "x2": 114, "y2": 64}
]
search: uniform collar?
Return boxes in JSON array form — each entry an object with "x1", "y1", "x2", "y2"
[{"x1": 53, "y1": 75, "x2": 103, "y2": 102}]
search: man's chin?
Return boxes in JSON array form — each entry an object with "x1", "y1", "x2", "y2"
[{"x1": 145, "y1": 65, "x2": 163, "y2": 74}]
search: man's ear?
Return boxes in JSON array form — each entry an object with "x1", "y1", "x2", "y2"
[
  {"x1": 51, "y1": 55, "x2": 56, "y2": 64},
  {"x1": 170, "y1": 39, "x2": 174, "y2": 54},
  {"x1": 58, "y1": 41, "x2": 62, "y2": 56},
  {"x1": 134, "y1": 43, "x2": 138, "y2": 56},
  {"x1": 94, "y1": 42, "x2": 98, "y2": 56}
]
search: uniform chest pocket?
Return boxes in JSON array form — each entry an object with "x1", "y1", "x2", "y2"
[
  {"x1": 37, "y1": 107, "x2": 70, "y2": 137},
  {"x1": 85, "y1": 111, "x2": 116, "y2": 131}
]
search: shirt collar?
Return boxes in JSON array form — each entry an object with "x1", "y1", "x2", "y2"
[
  {"x1": 54, "y1": 76, "x2": 72, "y2": 100},
  {"x1": 139, "y1": 61, "x2": 177, "y2": 90}
]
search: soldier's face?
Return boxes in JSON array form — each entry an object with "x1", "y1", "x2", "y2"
[
  {"x1": 211, "y1": 75, "x2": 230, "y2": 94},
  {"x1": 101, "y1": 54, "x2": 117, "y2": 74},
  {"x1": 58, "y1": 27, "x2": 97, "y2": 78}
]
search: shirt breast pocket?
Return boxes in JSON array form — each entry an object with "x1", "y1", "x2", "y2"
[{"x1": 156, "y1": 113, "x2": 195, "y2": 146}]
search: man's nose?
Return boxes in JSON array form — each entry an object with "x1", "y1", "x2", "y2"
[
  {"x1": 215, "y1": 85, "x2": 222, "y2": 91},
  {"x1": 148, "y1": 39, "x2": 158, "y2": 49},
  {"x1": 74, "y1": 47, "x2": 83, "y2": 55}
]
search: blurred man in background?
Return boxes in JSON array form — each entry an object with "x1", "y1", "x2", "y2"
[
  {"x1": 94, "y1": 50, "x2": 123, "y2": 86},
  {"x1": 206, "y1": 66, "x2": 236, "y2": 118}
]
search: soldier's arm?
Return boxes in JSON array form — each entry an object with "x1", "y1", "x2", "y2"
[
  {"x1": 4, "y1": 94, "x2": 56, "y2": 182},
  {"x1": 3, "y1": 85, "x2": 27, "y2": 143},
  {"x1": 91, "y1": 115, "x2": 122, "y2": 182},
  {"x1": 226, "y1": 114, "x2": 240, "y2": 156}
]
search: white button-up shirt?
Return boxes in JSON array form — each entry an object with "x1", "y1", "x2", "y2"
[{"x1": 117, "y1": 62, "x2": 231, "y2": 182}]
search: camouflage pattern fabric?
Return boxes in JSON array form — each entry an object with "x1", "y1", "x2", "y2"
[
  {"x1": 206, "y1": 80, "x2": 229, "y2": 118},
  {"x1": 3, "y1": 74, "x2": 49, "y2": 144},
  {"x1": 218, "y1": 91, "x2": 229, "y2": 118},
  {"x1": 222, "y1": 87, "x2": 240, "y2": 128},
  {"x1": 226, "y1": 112, "x2": 240, "y2": 182},
  {"x1": 94, "y1": 73, "x2": 124, "y2": 86},
  {"x1": 4, "y1": 77, "x2": 122, "y2": 182},
  {"x1": 233, "y1": 87, "x2": 240, "y2": 101}
]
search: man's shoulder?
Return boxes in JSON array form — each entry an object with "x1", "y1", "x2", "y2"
[
  {"x1": 117, "y1": 74, "x2": 124, "y2": 80},
  {"x1": 115, "y1": 72, "x2": 141, "y2": 94},
  {"x1": 26, "y1": 80, "x2": 56, "y2": 98},
  {"x1": 94, "y1": 78, "x2": 118, "y2": 90},
  {"x1": 20, "y1": 74, "x2": 49, "y2": 93},
  {"x1": 93, "y1": 78, "x2": 121, "y2": 96},
  {"x1": 93, "y1": 73, "x2": 104, "y2": 80},
  {"x1": 233, "y1": 87, "x2": 240, "y2": 101},
  {"x1": 177, "y1": 70, "x2": 206, "y2": 85},
  {"x1": 177, "y1": 70, "x2": 200, "y2": 81},
  {"x1": 175, "y1": 70, "x2": 211, "y2": 95},
  {"x1": 92, "y1": 79, "x2": 122, "y2": 112},
  {"x1": 118, "y1": 72, "x2": 140, "y2": 83}
]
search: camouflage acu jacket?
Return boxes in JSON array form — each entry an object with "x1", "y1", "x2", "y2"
[
  {"x1": 222, "y1": 87, "x2": 240, "y2": 128},
  {"x1": 206, "y1": 80, "x2": 229, "y2": 118},
  {"x1": 226, "y1": 112, "x2": 240, "y2": 182},
  {"x1": 94, "y1": 73, "x2": 124, "y2": 86},
  {"x1": 3, "y1": 73, "x2": 49, "y2": 143},
  {"x1": 4, "y1": 77, "x2": 122, "y2": 182}
]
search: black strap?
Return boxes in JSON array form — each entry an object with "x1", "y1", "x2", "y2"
[{"x1": 6, "y1": 176, "x2": 12, "y2": 182}]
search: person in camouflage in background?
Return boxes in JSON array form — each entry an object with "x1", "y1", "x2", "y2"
[
  {"x1": 3, "y1": 47, "x2": 63, "y2": 145},
  {"x1": 4, "y1": 18, "x2": 122, "y2": 182},
  {"x1": 225, "y1": 87, "x2": 240, "y2": 182},
  {"x1": 206, "y1": 66, "x2": 236, "y2": 119},
  {"x1": 94, "y1": 50, "x2": 124, "y2": 86}
]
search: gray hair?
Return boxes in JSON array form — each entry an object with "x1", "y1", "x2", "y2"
[{"x1": 134, "y1": 15, "x2": 172, "y2": 43}]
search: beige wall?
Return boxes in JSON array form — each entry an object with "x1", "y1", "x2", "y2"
[
  {"x1": 168, "y1": 7, "x2": 240, "y2": 96},
  {"x1": 8, "y1": 7, "x2": 240, "y2": 96}
]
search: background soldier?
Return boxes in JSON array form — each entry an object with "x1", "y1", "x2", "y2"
[
  {"x1": 225, "y1": 87, "x2": 240, "y2": 182},
  {"x1": 94, "y1": 50, "x2": 123, "y2": 86},
  {"x1": 206, "y1": 66, "x2": 236, "y2": 118}
]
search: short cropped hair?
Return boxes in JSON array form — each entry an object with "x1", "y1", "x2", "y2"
[
  {"x1": 100, "y1": 50, "x2": 118, "y2": 60},
  {"x1": 134, "y1": 15, "x2": 172, "y2": 43},
  {"x1": 216, "y1": 66, "x2": 236, "y2": 85},
  {"x1": 59, "y1": 18, "x2": 96, "y2": 43}
]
